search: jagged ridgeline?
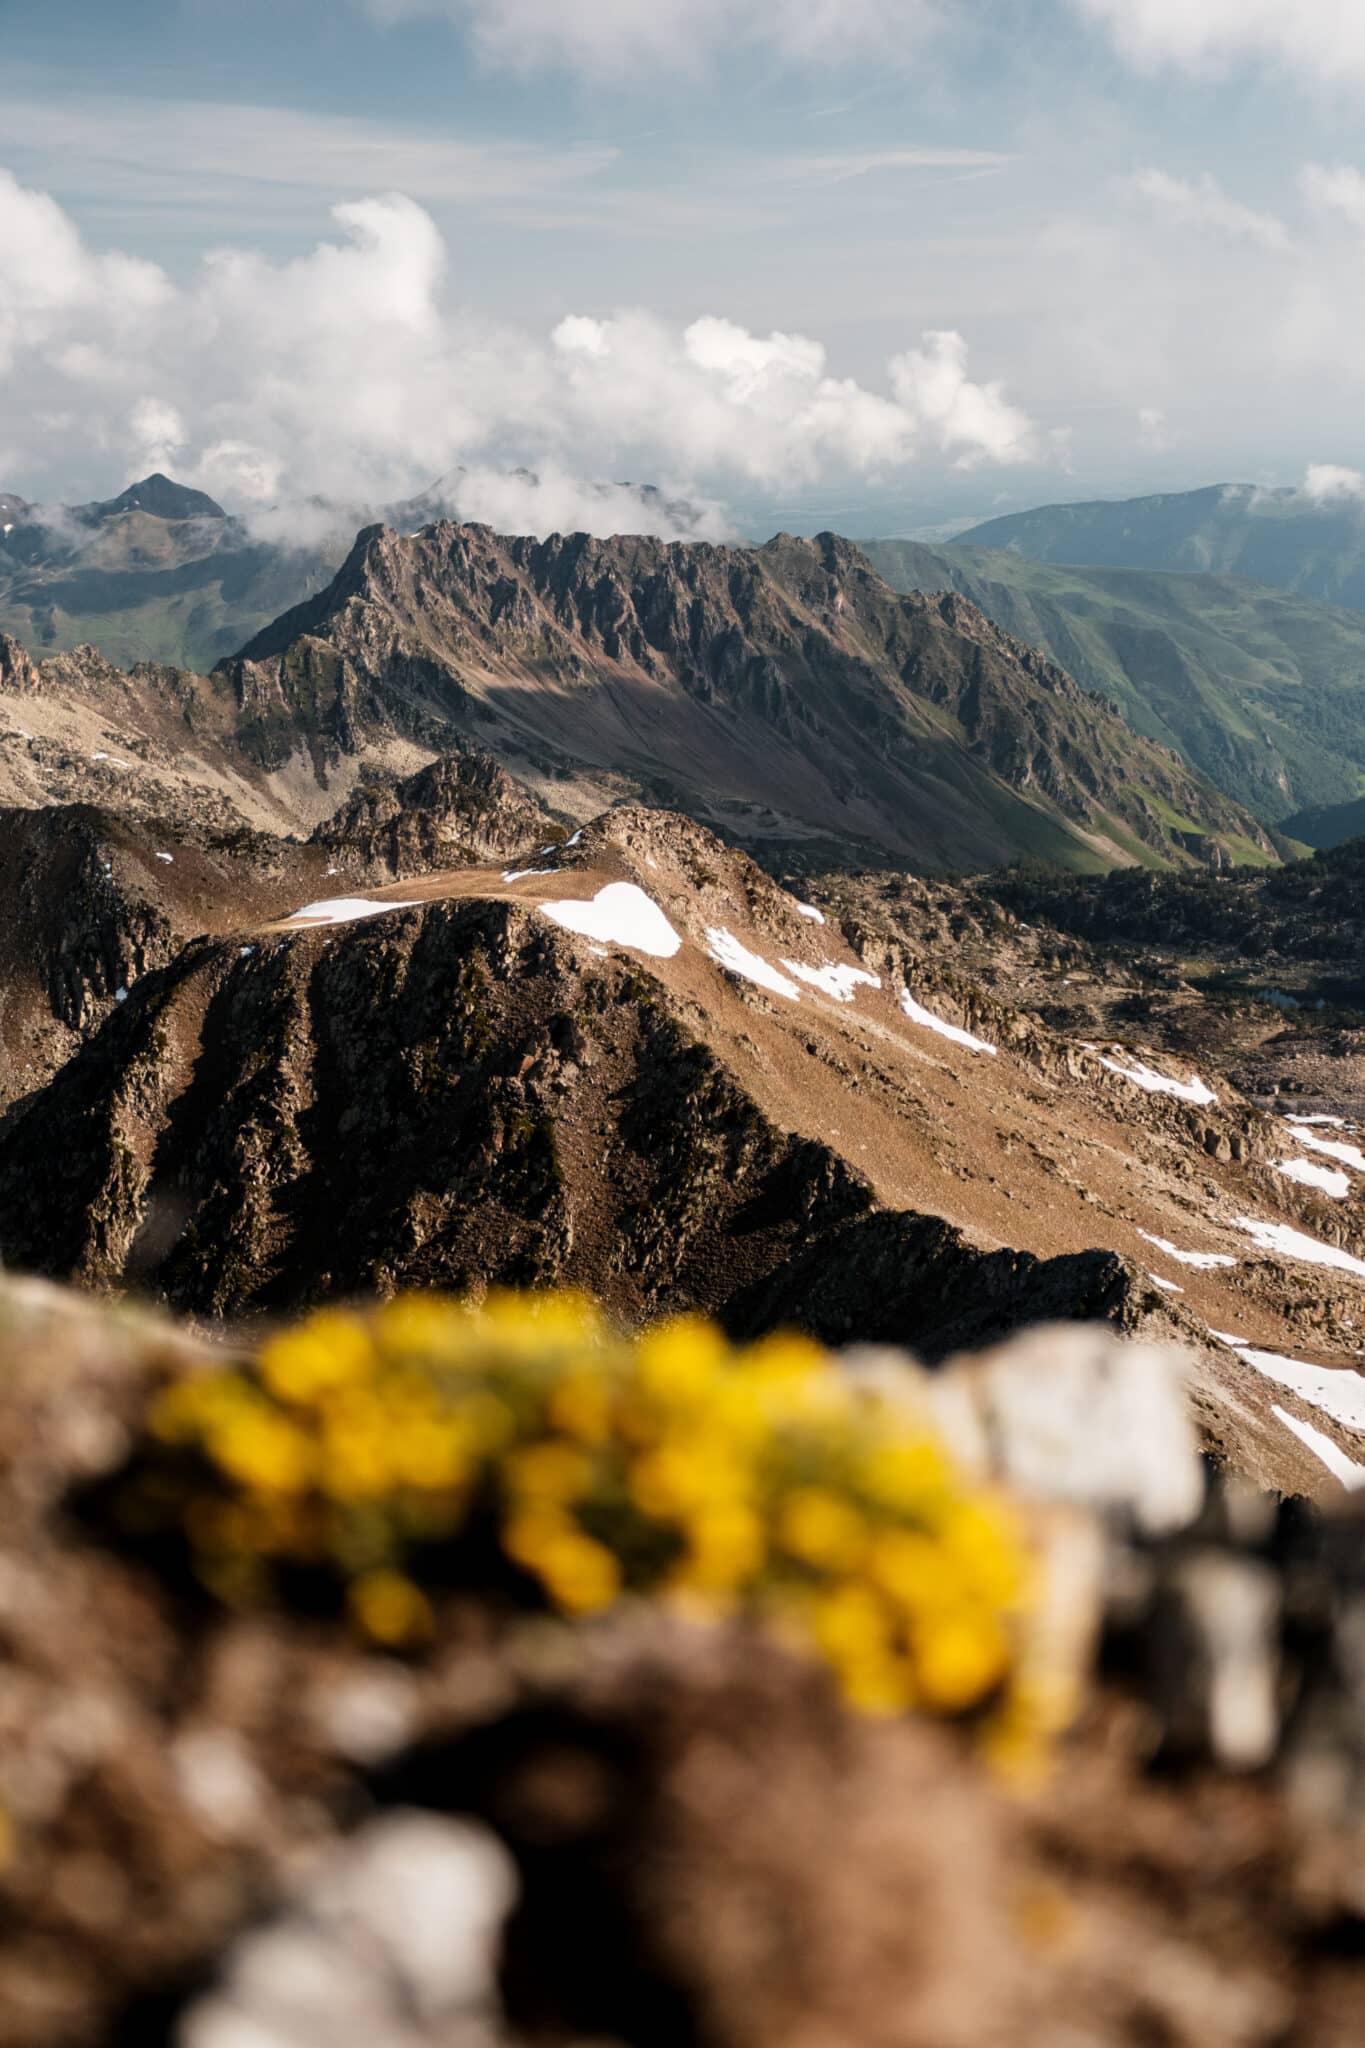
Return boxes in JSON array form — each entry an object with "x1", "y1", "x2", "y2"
[
  {"x1": 220, "y1": 523, "x2": 1275, "y2": 872},
  {"x1": 4, "y1": 518, "x2": 1275, "y2": 876}
]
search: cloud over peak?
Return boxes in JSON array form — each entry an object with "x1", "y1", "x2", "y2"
[{"x1": 0, "y1": 167, "x2": 1040, "y2": 534}]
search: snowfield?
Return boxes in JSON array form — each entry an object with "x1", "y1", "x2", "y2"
[
  {"x1": 1234, "y1": 1344, "x2": 1365, "y2": 1435},
  {"x1": 1137, "y1": 1230, "x2": 1236, "y2": 1270},
  {"x1": 1234, "y1": 1215, "x2": 1365, "y2": 1282},
  {"x1": 284, "y1": 896, "x2": 422, "y2": 928},
  {"x1": 1282, "y1": 1123, "x2": 1365, "y2": 1174},
  {"x1": 706, "y1": 928, "x2": 801, "y2": 1000},
  {"x1": 1275, "y1": 1157, "x2": 1351, "y2": 1200},
  {"x1": 782, "y1": 959, "x2": 881, "y2": 1003},
  {"x1": 899, "y1": 989, "x2": 997, "y2": 1055},
  {"x1": 539, "y1": 883, "x2": 682, "y2": 958},
  {"x1": 1099, "y1": 1053, "x2": 1216, "y2": 1106},
  {"x1": 1271, "y1": 1406, "x2": 1365, "y2": 1490}
]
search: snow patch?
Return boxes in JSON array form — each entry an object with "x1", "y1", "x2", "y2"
[
  {"x1": 539, "y1": 883, "x2": 681, "y2": 959},
  {"x1": 114, "y1": 987, "x2": 127, "y2": 1003},
  {"x1": 1234, "y1": 1215, "x2": 1365, "y2": 1282},
  {"x1": 706, "y1": 928, "x2": 801, "y2": 1000},
  {"x1": 1099, "y1": 1053, "x2": 1216, "y2": 1106},
  {"x1": 1271, "y1": 1406, "x2": 1365, "y2": 1491},
  {"x1": 1137, "y1": 1230, "x2": 1236, "y2": 1270},
  {"x1": 795, "y1": 902, "x2": 826, "y2": 924},
  {"x1": 503, "y1": 867, "x2": 558, "y2": 882},
  {"x1": 1283, "y1": 1124, "x2": 1365, "y2": 1173},
  {"x1": 1276, "y1": 1157, "x2": 1351, "y2": 1200},
  {"x1": 1285, "y1": 1114, "x2": 1349, "y2": 1130},
  {"x1": 283, "y1": 896, "x2": 422, "y2": 928},
  {"x1": 155, "y1": 852, "x2": 174, "y2": 864},
  {"x1": 1147, "y1": 1273, "x2": 1184, "y2": 1294},
  {"x1": 238, "y1": 946, "x2": 255, "y2": 958},
  {"x1": 1234, "y1": 1345, "x2": 1365, "y2": 1435},
  {"x1": 781, "y1": 959, "x2": 880, "y2": 1003},
  {"x1": 899, "y1": 988, "x2": 996, "y2": 1055}
]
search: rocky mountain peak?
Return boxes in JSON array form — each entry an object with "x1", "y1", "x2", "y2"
[
  {"x1": 0, "y1": 630, "x2": 39, "y2": 692},
  {"x1": 87, "y1": 473, "x2": 227, "y2": 524}
]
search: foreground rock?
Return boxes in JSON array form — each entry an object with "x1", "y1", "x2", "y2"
[{"x1": 0, "y1": 1278, "x2": 1361, "y2": 2048}]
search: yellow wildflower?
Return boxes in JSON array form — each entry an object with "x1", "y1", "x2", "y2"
[
  {"x1": 259, "y1": 1311, "x2": 375, "y2": 1402},
  {"x1": 636, "y1": 1316, "x2": 730, "y2": 1401},
  {"x1": 349, "y1": 1569, "x2": 434, "y2": 1646},
  {"x1": 212, "y1": 1408, "x2": 315, "y2": 1495},
  {"x1": 505, "y1": 1440, "x2": 594, "y2": 1505},
  {"x1": 778, "y1": 1487, "x2": 867, "y2": 1572}
]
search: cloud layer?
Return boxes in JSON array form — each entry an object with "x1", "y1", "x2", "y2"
[
  {"x1": 1074, "y1": 0, "x2": 1365, "y2": 84},
  {"x1": 366, "y1": 0, "x2": 944, "y2": 77},
  {"x1": 369, "y1": 0, "x2": 1365, "y2": 85},
  {"x1": 0, "y1": 166, "x2": 1040, "y2": 536}
]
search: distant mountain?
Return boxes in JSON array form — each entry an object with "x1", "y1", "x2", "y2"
[
  {"x1": 220, "y1": 521, "x2": 1274, "y2": 874},
  {"x1": 863, "y1": 538, "x2": 1365, "y2": 839},
  {"x1": 0, "y1": 471, "x2": 723, "y2": 673},
  {"x1": 0, "y1": 472, "x2": 335, "y2": 670},
  {"x1": 957, "y1": 482, "x2": 1365, "y2": 611},
  {"x1": 74, "y1": 472, "x2": 228, "y2": 524}
]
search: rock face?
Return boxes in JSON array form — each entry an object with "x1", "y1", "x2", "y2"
[
  {"x1": 3, "y1": 879, "x2": 1152, "y2": 1361},
  {"x1": 219, "y1": 522, "x2": 1273, "y2": 873},
  {"x1": 311, "y1": 750, "x2": 565, "y2": 882},
  {"x1": 5, "y1": 797, "x2": 1363, "y2": 1506}
]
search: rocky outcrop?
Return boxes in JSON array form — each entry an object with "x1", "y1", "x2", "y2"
[
  {"x1": 219, "y1": 522, "x2": 1275, "y2": 874},
  {"x1": 311, "y1": 750, "x2": 564, "y2": 881}
]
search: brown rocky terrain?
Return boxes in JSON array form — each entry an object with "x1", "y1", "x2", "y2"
[
  {"x1": 223, "y1": 522, "x2": 1274, "y2": 872},
  {"x1": 2, "y1": 516, "x2": 1277, "y2": 879},
  {"x1": 0, "y1": 751, "x2": 563, "y2": 1116},
  {"x1": 2, "y1": 803, "x2": 1363, "y2": 1502}
]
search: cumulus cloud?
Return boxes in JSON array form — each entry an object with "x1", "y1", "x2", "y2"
[
  {"x1": 366, "y1": 0, "x2": 942, "y2": 76},
  {"x1": 1072, "y1": 0, "x2": 1365, "y2": 83},
  {"x1": 1131, "y1": 169, "x2": 1290, "y2": 251},
  {"x1": 1301, "y1": 162, "x2": 1365, "y2": 230},
  {"x1": 1301, "y1": 463, "x2": 1365, "y2": 504},
  {"x1": 0, "y1": 166, "x2": 1039, "y2": 537}
]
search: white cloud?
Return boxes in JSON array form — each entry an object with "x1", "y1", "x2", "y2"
[
  {"x1": 1131, "y1": 169, "x2": 1290, "y2": 251},
  {"x1": 1301, "y1": 463, "x2": 1365, "y2": 504},
  {"x1": 0, "y1": 166, "x2": 1040, "y2": 533},
  {"x1": 889, "y1": 330, "x2": 1039, "y2": 467},
  {"x1": 766, "y1": 146, "x2": 1007, "y2": 186},
  {"x1": 1072, "y1": 0, "x2": 1365, "y2": 84},
  {"x1": 366, "y1": 0, "x2": 942, "y2": 76},
  {"x1": 0, "y1": 91, "x2": 618, "y2": 218},
  {"x1": 1301, "y1": 162, "x2": 1365, "y2": 230},
  {"x1": 1137, "y1": 405, "x2": 1173, "y2": 450}
]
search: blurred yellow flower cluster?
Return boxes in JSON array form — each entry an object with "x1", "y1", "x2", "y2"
[{"x1": 143, "y1": 1292, "x2": 1034, "y2": 1730}]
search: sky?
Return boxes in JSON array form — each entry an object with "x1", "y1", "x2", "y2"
[{"x1": 3, "y1": 0, "x2": 1365, "y2": 539}]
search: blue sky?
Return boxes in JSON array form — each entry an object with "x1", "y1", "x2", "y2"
[{"x1": 4, "y1": 0, "x2": 1365, "y2": 536}]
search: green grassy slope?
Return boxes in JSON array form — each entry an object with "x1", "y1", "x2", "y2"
[
  {"x1": 862, "y1": 539, "x2": 1365, "y2": 836},
  {"x1": 955, "y1": 483, "x2": 1365, "y2": 608}
]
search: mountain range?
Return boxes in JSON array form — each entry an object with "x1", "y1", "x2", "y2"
[
  {"x1": 1, "y1": 517, "x2": 1273, "y2": 877},
  {"x1": 8, "y1": 471, "x2": 1365, "y2": 852},
  {"x1": 2, "y1": 481, "x2": 1365, "y2": 1515},
  {"x1": 863, "y1": 538, "x2": 1365, "y2": 839},
  {"x1": 957, "y1": 481, "x2": 1365, "y2": 607}
]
